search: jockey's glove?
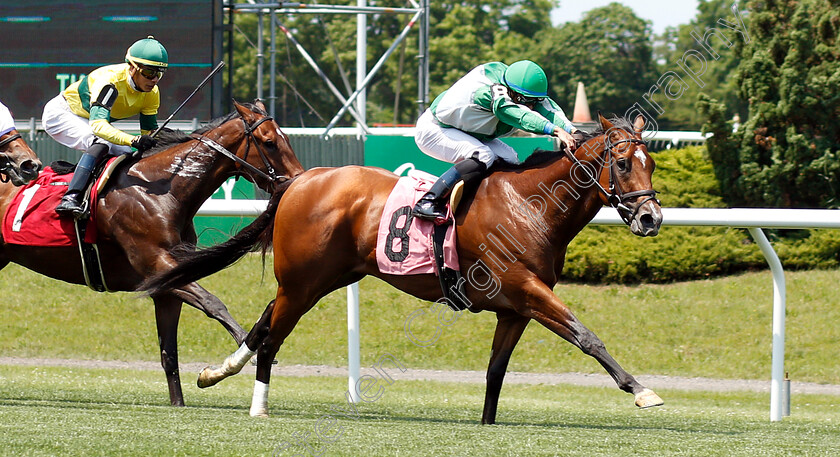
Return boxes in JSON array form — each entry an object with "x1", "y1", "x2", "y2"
[
  {"x1": 131, "y1": 134, "x2": 157, "y2": 152},
  {"x1": 572, "y1": 131, "x2": 585, "y2": 149}
]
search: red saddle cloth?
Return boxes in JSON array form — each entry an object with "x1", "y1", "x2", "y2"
[
  {"x1": 1, "y1": 166, "x2": 100, "y2": 247},
  {"x1": 375, "y1": 172, "x2": 459, "y2": 276}
]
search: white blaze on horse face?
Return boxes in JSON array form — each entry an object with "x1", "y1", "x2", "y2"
[{"x1": 634, "y1": 147, "x2": 647, "y2": 169}]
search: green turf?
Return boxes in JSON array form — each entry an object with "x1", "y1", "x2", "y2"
[
  {"x1": 1, "y1": 258, "x2": 839, "y2": 385},
  {"x1": 0, "y1": 365, "x2": 838, "y2": 457}
]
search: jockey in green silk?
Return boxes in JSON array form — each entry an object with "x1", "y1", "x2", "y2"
[{"x1": 412, "y1": 60, "x2": 581, "y2": 222}]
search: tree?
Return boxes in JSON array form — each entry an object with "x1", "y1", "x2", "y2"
[
  {"x1": 225, "y1": 0, "x2": 555, "y2": 127},
  {"x1": 535, "y1": 3, "x2": 657, "y2": 117},
  {"x1": 653, "y1": 0, "x2": 748, "y2": 130},
  {"x1": 701, "y1": 0, "x2": 840, "y2": 207}
]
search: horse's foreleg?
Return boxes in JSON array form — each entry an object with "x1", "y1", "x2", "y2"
[
  {"x1": 152, "y1": 294, "x2": 185, "y2": 406},
  {"x1": 171, "y1": 282, "x2": 248, "y2": 344},
  {"x1": 197, "y1": 300, "x2": 276, "y2": 389},
  {"x1": 523, "y1": 281, "x2": 663, "y2": 408},
  {"x1": 482, "y1": 313, "x2": 530, "y2": 425}
]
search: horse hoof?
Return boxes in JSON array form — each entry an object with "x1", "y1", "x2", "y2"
[
  {"x1": 250, "y1": 409, "x2": 270, "y2": 418},
  {"x1": 634, "y1": 388, "x2": 664, "y2": 408},
  {"x1": 197, "y1": 366, "x2": 220, "y2": 389}
]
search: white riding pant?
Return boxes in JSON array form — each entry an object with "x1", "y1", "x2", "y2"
[
  {"x1": 42, "y1": 94, "x2": 133, "y2": 155},
  {"x1": 414, "y1": 109, "x2": 519, "y2": 168}
]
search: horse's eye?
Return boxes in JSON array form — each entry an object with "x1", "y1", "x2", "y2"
[{"x1": 616, "y1": 158, "x2": 630, "y2": 172}]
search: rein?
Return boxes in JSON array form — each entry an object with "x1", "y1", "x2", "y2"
[
  {"x1": 562, "y1": 135, "x2": 659, "y2": 225},
  {"x1": 192, "y1": 116, "x2": 285, "y2": 186},
  {"x1": 0, "y1": 132, "x2": 23, "y2": 183},
  {"x1": 0, "y1": 132, "x2": 21, "y2": 150}
]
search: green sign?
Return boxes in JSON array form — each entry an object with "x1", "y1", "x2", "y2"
[
  {"x1": 191, "y1": 134, "x2": 555, "y2": 247},
  {"x1": 364, "y1": 135, "x2": 555, "y2": 176},
  {"x1": 193, "y1": 177, "x2": 257, "y2": 247}
]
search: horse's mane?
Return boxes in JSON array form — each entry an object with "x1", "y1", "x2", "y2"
[
  {"x1": 490, "y1": 116, "x2": 634, "y2": 172},
  {"x1": 141, "y1": 102, "x2": 268, "y2": 157}
]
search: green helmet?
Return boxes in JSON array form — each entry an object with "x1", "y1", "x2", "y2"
[
  {"x1": 125, "y1": 36, "x2": 168, "y2": 70},
  {"x1": 503, "y1": 60, "x2": 548, "y2": 98}
]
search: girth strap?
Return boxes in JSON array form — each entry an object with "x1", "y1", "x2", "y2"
[
  {"x1": 432, "y1": 222, "x2": 471, "y2": 312},
  {"x1": 74, "y1": 218, "x2": 111, "y2": 293}
]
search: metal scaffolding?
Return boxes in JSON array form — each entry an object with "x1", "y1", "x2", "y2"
[{"x1": 225, "y1": 0, "x2": 430, "y2": 135}]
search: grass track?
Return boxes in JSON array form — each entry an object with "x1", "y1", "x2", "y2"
[
  {"x1": 1, "y1": 365, "x2": 839, "y2": 457},
  {"x1": 1, "y1": 259, "x2": 839, "y2": 384},
  {"x1": 3, "y1": 260, "x2": 840, "y2": 455}
]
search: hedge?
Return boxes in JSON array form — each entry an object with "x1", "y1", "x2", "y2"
[{"x1": 561, "y1": 146, "x2": 840, "y2": 284}]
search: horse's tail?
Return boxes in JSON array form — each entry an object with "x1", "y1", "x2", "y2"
[{"x1": 139, "y1": 177, "x2": 294, "y2": 295}]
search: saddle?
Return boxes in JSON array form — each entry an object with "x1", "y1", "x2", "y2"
[
  {"x1": 2, "y1": 155, "x2": 131, "y2": 292},
  {"x1": 375, "y1": 174, "x2": 471, "y2": 312}
]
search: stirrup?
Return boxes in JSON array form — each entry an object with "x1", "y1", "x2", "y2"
[
  {"x1": 56, "y1": 197, "x2": 88, "y2": 219},
  {"x1": 412, "y1": 199, "x2": 447, "y2": 223}
]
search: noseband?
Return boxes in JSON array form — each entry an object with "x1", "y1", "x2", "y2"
[
  {"x1": 563, "y1": 134, "x2": 659, "y2": 225},
  {"x1": 0, "y1": 131, "x2": 23, "y2": 183},
  {"x1": 193, "y1": 115, "x2": 286, "y2": 186}
]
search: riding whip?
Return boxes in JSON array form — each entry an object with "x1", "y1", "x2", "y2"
[{"x1": 152, "y1": 61, "x2": 226, "y2": 137}]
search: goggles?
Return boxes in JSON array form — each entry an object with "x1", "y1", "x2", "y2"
[
  {"x1": 510, "y1": 91, "x2": 543, "y2": 106},
  {"x1": 132, "y1": 63, "x2": 165, "y2": 80}
]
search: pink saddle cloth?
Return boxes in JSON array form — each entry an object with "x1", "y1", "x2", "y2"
[{"x1": 375, "y1": 172, "x2": 459, "y2": 275}]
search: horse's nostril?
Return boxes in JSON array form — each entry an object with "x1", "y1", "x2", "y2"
[
  {"x1": 22, "y1": 160, "x2": 42, "y2": 174},
  {"x1": 640, "y1": 213, "x2": 654, "y2": 227}
]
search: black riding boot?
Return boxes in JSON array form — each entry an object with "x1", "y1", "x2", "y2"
[
  {"x1": 55, "y1": 143, "x2": 108, "y2": 218},
  {"x1": 412, "y1": 157, "x2": 487, "y2": 221}
]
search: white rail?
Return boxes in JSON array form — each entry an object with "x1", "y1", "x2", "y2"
[{"x1": 196, "y1": 201, "x2": 840, "y2": 421}]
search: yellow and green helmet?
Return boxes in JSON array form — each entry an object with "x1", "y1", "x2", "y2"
[
  {"x1": 125, "y1": 36, "x2": 169, "y2": 70},
  {"x1": 503, "y1": 60, "x2": 548, "y2": 99}
]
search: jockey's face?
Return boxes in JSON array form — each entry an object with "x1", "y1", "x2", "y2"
[
  {"x1": 509, "y1": 89, "x2": 540, "y2": 110},
  {"x1": 128, "y1": 64, "x2": 162, "y2": 92}
]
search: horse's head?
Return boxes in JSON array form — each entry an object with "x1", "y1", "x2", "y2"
[
  {"x1": 590, "y1": 113, "x2": 662, "y2": 237},
  {"x1": 0, "y1": 129, "x2": 42, "y2": 186},
  {"x1": 230, "y1": 100, "x2": 304, "y2": 190}
]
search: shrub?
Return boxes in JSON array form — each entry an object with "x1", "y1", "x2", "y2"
[{"x1": 562, "y1": 146, "x2": 840, "y2": 283}]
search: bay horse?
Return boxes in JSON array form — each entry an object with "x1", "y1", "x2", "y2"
[
  {"x1": 0, "y1": 101, "x2": 303, "y2": 406},
  {"x1": 0, "y1": 122, "x2": 42, "y2": 186},
  {"x1": 144, "y1": 113, "x2": 664, "y2": 423}
]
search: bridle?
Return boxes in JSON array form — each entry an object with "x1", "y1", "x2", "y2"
[
  {"x1": 563, "y1": 132, "x2": 660, "y2": 225},
  {"x1": 0, "y1": 131, "x2": 23, "y2": 183},
  {"x1": 192, "y1": 114, "x2": 287, "y2": 187}
]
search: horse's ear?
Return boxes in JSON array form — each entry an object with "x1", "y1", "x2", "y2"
[
  {"x1": 234, "y1": 100, "x2": 256, "y2": 122},
  {"x1": 598, "y1": 112, "x2": 613, "y2": 131},
  {"x1": 254, "y1": 99, "x2": 268, "y2": 112},
  {"x1": 633, "y1": 115, "x2": 646, "y2": 134}
]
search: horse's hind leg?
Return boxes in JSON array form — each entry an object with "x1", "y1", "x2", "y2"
[
  {"x1": 201, "y1": 290, "x2": 309, "y2": 418},
  {"x1": 152, "y1": 294, "x2": 185, "y2": 406},
  {"x1": 197, "y1": 300, "x2": 276, "y2": 389},
  {"x1": 171, "y1": 282, "x2": 248, "y2": 344},
  {"x1": 482, "y1": 312, "x2": 530, "y2": 425},
  {"x1": 521, "y1": 281, "x2": 663, "y2": 408}
]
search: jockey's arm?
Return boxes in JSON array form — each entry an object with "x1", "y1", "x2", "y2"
[
  {"x1": 87, "y1": 83, "x2": 134, "y2": 146},
  {"x1": 138, "y1": 114, "x2": 159, "y2": 136},
  {"x1": 489, "y1": 85, "x2": 557, "y2": 136},
  {"x1": 88, "y1": 83, "x2": 160, "y2": 144},
  {"x1": 534, "y1": 98, "x2": 577, "y2": 135}
]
